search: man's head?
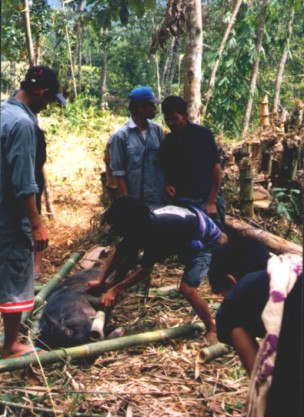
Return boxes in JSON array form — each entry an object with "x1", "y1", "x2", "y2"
[
  {"x1": 20, "y1": 66, "x2": 66, "y2": 113},
  {"x1": 208, "y1": 236, "x2": 271, "y2": 295},
  {"x1": 128, "y1": 86, "x2": 160, "y2": 120},
  {"x1": 104, "y1": 195, "x2": 152, "y2": 238},
  {"x1": 161, "y1": 96, "x2": 188, "y2": 133}
]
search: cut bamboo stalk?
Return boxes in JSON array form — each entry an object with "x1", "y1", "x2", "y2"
[
  {"x1": 198, "y1": 343, "x2": 229, "y2": 363},
  {"x1": 0, "y1": 323, "x2": 205, "y2": 373},
  {"x1": 239, "y1": 157, "x2": 254, "y2": 217},
  {"x1": 259, "y1": 95, "x2": 270, "y2": 128}
]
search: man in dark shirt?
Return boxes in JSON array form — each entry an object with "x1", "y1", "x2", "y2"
[
  {"x1": 161, "y1": 96, "x2": 225, "y2": 229},
  {"x1": 87, "y1": 196, "x2": 227, "y2": 342}
]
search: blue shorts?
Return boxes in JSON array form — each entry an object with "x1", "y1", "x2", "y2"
[
  {"x1": 181, "y1": 249, "x2": 212, "y2": 288},
  {"x1": 0, "y1": 234, "x2": 34, "y2": 312}
]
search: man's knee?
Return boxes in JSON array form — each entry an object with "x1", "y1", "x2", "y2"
[{"x1": 180, "y1": 280, "x2": 196, "y2": 298}]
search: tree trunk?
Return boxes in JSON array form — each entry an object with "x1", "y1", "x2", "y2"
[
  {"x1": 100, "y1": 52, "x2": 108, "y2": 110},
  {"x1": 225, "y1": 215, "x2": 302, "y2": 256},
  {"x1": 241, "y1": 0, "x2": 269, "y2": 138},
  {"x1": 202, "y1": 0, "x2": 243, "y2": 120},
  {"x1": 24, "y1": 0, "x2": 35, "y2": 67},
  {"x1": 273, "y1": 6, "x2": 295, "y2": 115},
  {"x1": 183, "y1": 0, "x2": 202, "y2": 123},
  {"x1": 34, "y1": 34, "x2": 41, "y2": 66},
  {"x1": 164, "y1": 36, "x2": 180, "y2": 96},
  {"x1": 42, "y1": 167, "x2": 55, "y2": 218},
  {"x1": 9, "y1": 61, "x2": 17, "y2": 95},
  {"x1": 75, "y1": 0, "x2": 85, "y2": 91}
]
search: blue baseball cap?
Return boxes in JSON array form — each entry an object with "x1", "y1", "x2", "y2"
[{"x1": 129, "y1": 86, "x2": 161, "y2": 104}]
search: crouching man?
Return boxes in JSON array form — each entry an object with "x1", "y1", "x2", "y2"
[
  {"x1": 87, "y1": 196, "x2": 227, "y2": 343},
  {"x1": 208, "y1": 237, "x2": 303, "y2": 417}
]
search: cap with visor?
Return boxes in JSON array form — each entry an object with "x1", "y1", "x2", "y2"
[
  {"x1": 129, "y1": 86, "x2": 161, "y2": 104},
  {"x1": 24, "y1": 65, "x2": 66, "y2": 104}
]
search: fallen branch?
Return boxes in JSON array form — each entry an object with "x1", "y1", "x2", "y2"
[
  {"x1": 0, "y1": 322, "x2": 205, "y2": 373},
  {"x1": 225, "y1": 215, "x2": 302, "y2": 256}
]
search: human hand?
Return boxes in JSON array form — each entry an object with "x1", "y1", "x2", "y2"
[
  {"x1": 101, "y1": 289, "x2": 117, "y2": 307},
  {"x1": 32, "y1": 223, "x2": 49, "y2": 251},
  {"x1": 205, "y1": 201, "x2": 217, "y2": 218},
  {"x1": 165, "y1": 184, "x2": 176, "y2": 198},
  {"x1": 86, "y1": 280, "x2": 101, "y2": 291}
]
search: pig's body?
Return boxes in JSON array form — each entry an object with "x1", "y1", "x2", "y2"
[{"x1": 36, "y1": 268, "x2": 109, "y2": 349}]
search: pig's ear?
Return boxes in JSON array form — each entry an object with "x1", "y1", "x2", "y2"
[{"x1": 45, "y1": 314, "x2": 73, "y2": 337}]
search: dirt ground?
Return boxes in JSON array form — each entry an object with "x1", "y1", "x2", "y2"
[{"x1": 0, "y1": 131, "x2": 249, "y2": 416}]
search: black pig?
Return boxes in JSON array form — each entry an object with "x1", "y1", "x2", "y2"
[{"x1": 36, "y1": 267, "x2": 120, "y2": 349}]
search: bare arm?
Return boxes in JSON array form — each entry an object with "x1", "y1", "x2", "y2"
[
  {"x1": 101, "y1": 266, "x2": 152, "y2": 307},
  {"x1": 115, "y1": 176, "x2": 129, "y2": 195},
  {"x1": 87, "y1": 247, "x2": 125, "y2": 289},
  {"x1": 20, "y1": 194, "x2": 48, "y2": 251},
  {"x1": 205, "y1": 162, "x2": 222, "y2": 216}
]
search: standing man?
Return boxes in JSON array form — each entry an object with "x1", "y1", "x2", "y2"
[
  {"x1": 107, "y1": 86, "x2": 165, "y2": 207},
  {"x1": 0, "y1": 65, "x2": 66, "y2": 358},
  {"x1": 161, "y1": 95, "x2": 225, "y2": 229}
]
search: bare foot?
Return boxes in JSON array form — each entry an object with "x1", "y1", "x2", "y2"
[
  {"x1": 2, "y1": 343, "x2": 43, "y2": 359},
  {"x1": 204, "y1": 331, "x2": 218, "y2": 345}
]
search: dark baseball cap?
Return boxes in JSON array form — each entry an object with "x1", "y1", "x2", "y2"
[
  {"x1": 129, "y1": 86, "x2": 161, "y2": 104},
  {"x1": 24, "y1": 65, "x2": 66, "y2": 104}
]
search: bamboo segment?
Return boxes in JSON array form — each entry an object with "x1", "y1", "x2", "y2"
[
  {"x1": 198, "y1": 343, "x2": 229, "y2": 363},
  {"x1": 0, "y1": 323, "x2": 206, "y2": 373},
  {"x1": 259, "y1": 95, "x2": 270, "y2": 128},
  {"x1": 22, "y1": 252, "x2": 81, "y2": 323},
  {"x1": 239, "y1": 157, "x2": 254, "y2": 217}
]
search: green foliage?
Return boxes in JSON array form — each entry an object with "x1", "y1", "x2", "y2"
[
  {"x1": 1, "y1": 0, "x2": 303, "y2": 137},
  {"x1": 270, "y1": 187, "x2": 302, "y2": 224}
]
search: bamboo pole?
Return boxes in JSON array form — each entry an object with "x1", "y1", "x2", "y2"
[
  {"x1": 0, "y1": 323, "x2": 205, "y2": 373},
  {"x1": 22, "y1": 252, "x2": 81, "y2": 323}
]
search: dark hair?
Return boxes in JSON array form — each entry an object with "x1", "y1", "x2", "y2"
[
  {"x1": 208, "y1": 236, "x2": 271, "y2": 294},
  {"x1": 104, "y1": 195, "x2": 151, "y2": 237},
  {"x1": 161, "y1": 96, "x2": 187, "y2": 115}
]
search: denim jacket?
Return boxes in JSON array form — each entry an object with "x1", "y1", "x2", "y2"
[{"x1": 108, "y1": 118, "x2": 165, "y2": 206}]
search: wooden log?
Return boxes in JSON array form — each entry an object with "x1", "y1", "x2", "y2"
[
  {"x1": 0, "y1": 322, "x2": 205, "y2": 373},
  {"x1": 225, "y1": 215, "x2": 302, "y2": 256}
]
